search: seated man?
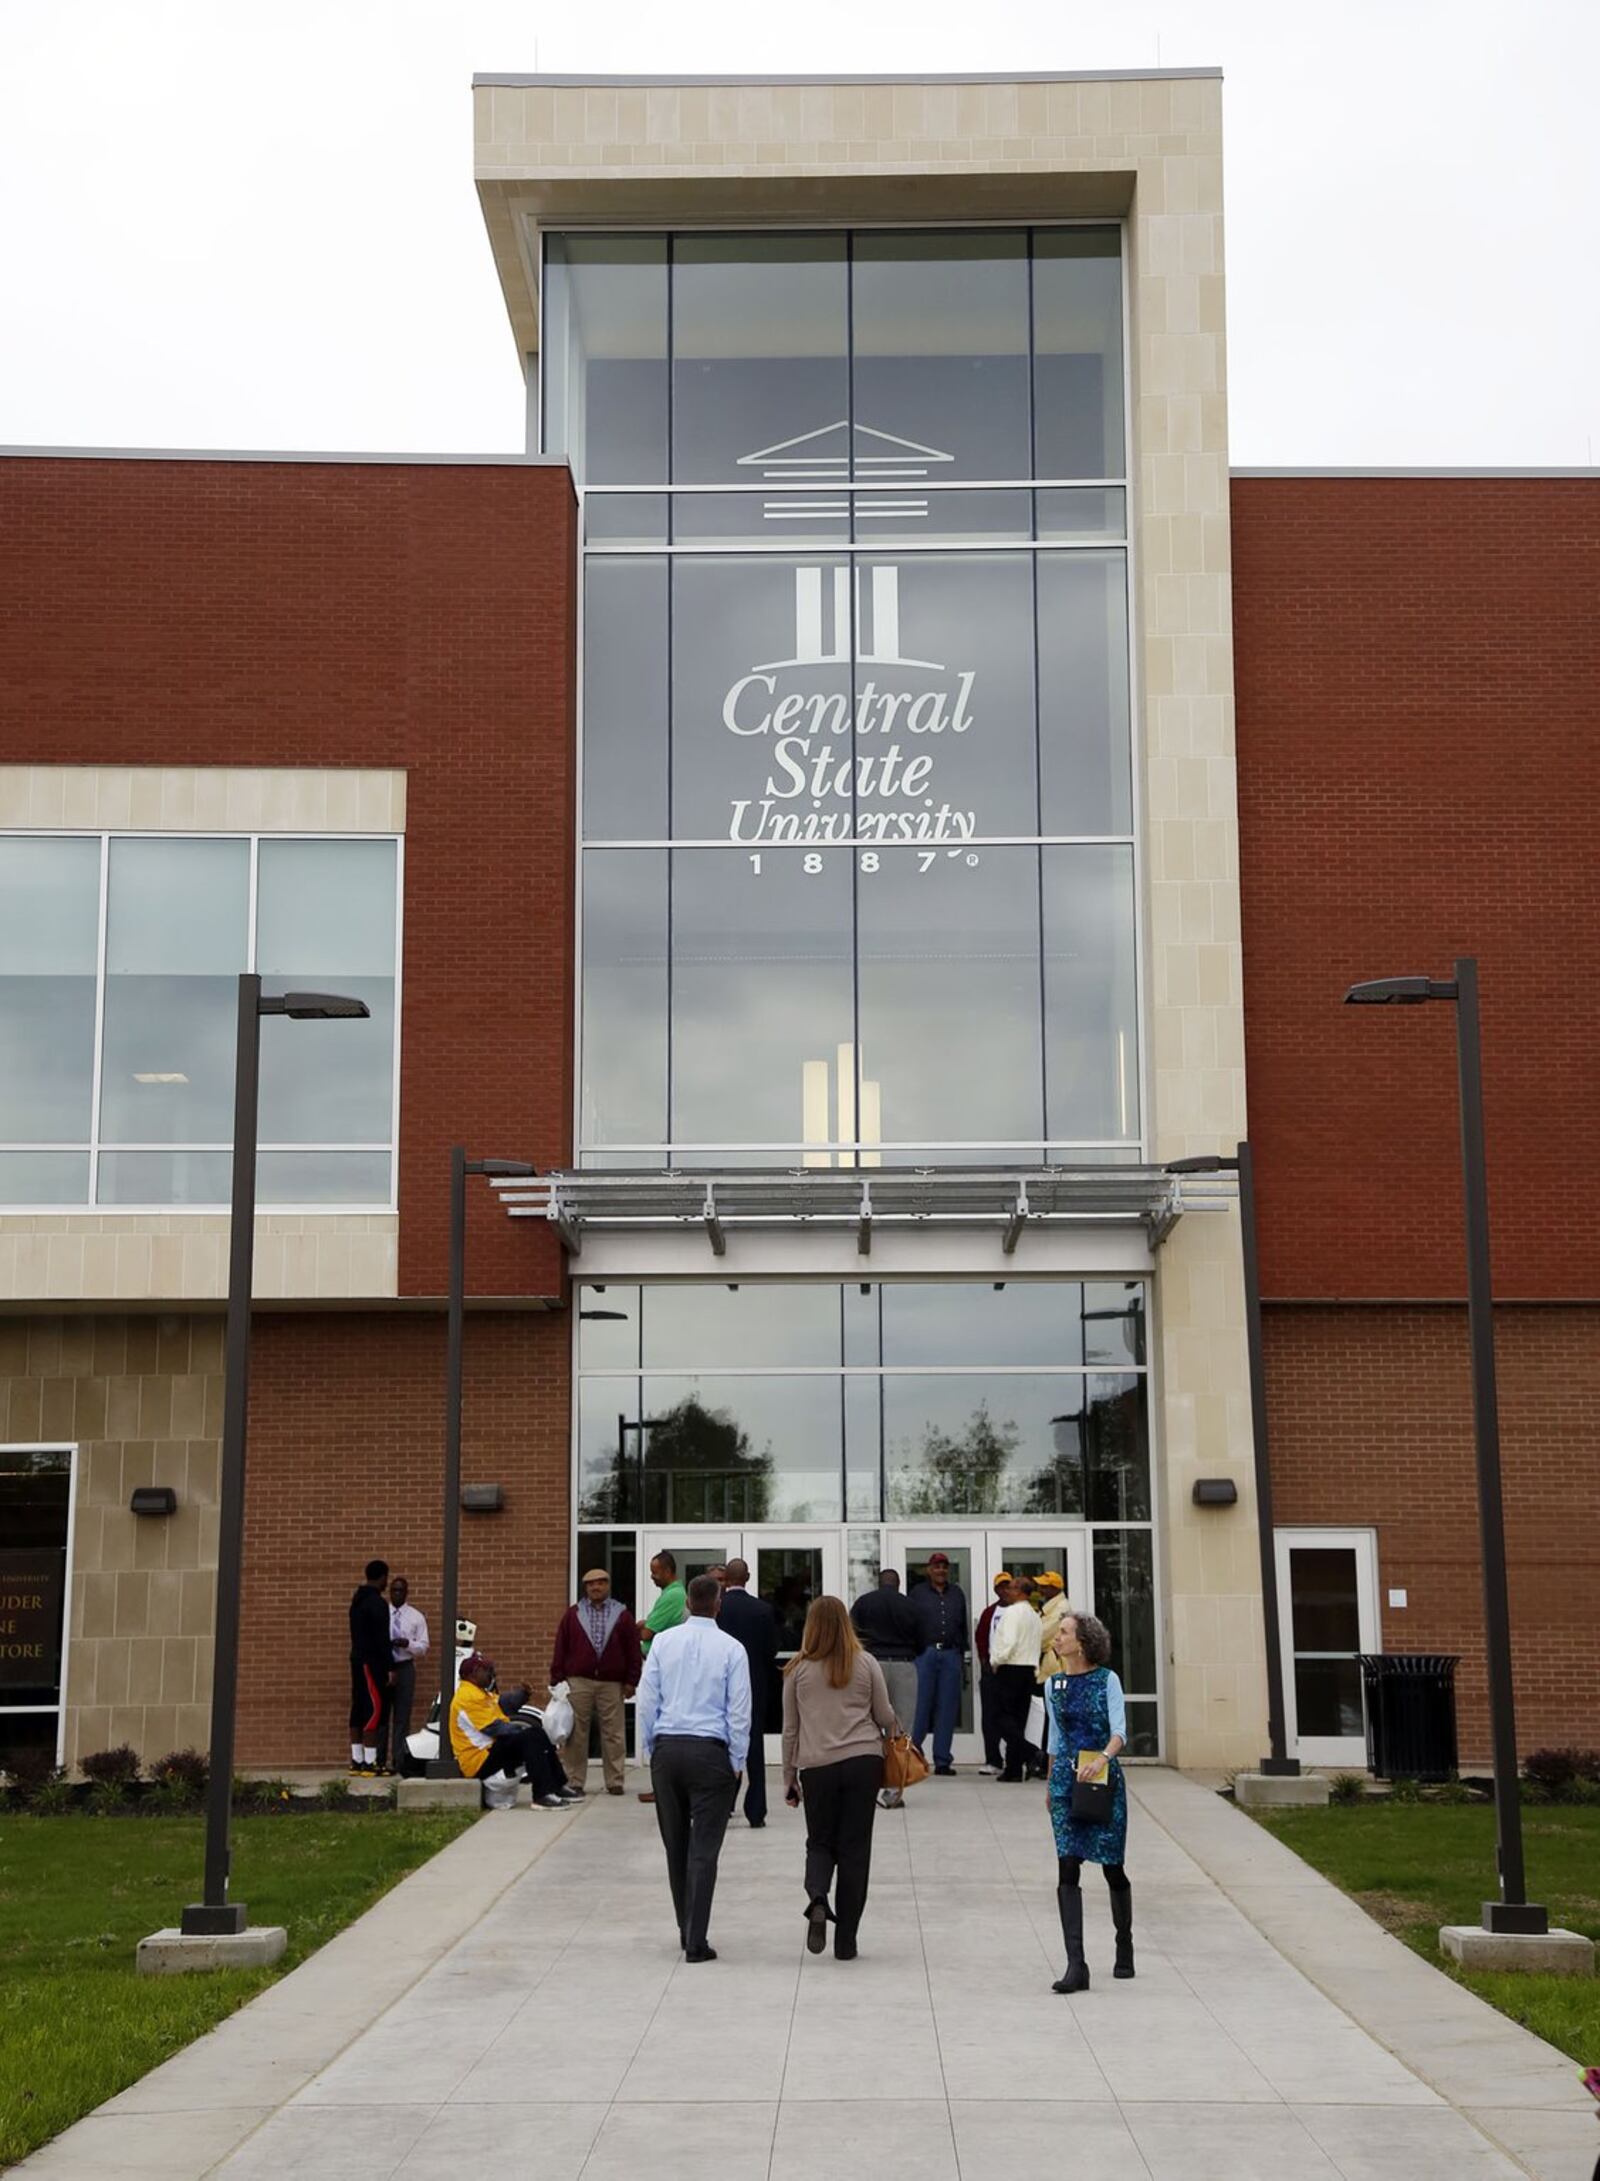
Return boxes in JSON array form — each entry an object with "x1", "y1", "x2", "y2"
[{"x1": 449, "y1": 1651, "x2": 577, "y2": 1808}]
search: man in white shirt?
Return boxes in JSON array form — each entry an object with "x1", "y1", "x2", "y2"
[
  {"x1": 636, "y1": 1572, "x2": 752, "y2": 1962},
  {"x1": 381, "y1": 1575, "x2": 430, "y2": 1778},
  {"x1": 988, "y1": 1577, "x2": 1043, "y2": 1783}
]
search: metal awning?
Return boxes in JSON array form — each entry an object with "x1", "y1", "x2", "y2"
[{"x1": 490, "y1": 1165, "x2": 1235, "y2": 1258}]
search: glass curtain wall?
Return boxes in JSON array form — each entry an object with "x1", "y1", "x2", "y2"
[
  {"x1": 0, "y1": 834, "x2": 399, "y2": 1208},
  {"x1": 576, "y1": 1278, "x2": 1158, "y2": 1753},
  {"x1": 548, "y1": 227, "x2": 1136, "y2": 1168}
]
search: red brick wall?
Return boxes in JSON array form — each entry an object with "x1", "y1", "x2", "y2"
[
  {"x1": 0, "y1": 454, "x2": 578, "y2": 1300},
  {"x1": 237, "y1": 1310, "x2": 571, "y2": 1765},
  {"x1": 1266, "y1": 1304, "x2": 1600, "y2": 1761},
  {"x1": 1231, "y1": 477, "x2": 1600, "y2": 1300}
]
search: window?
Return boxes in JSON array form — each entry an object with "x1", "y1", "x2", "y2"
[
  {"x1": 554, "y1": 226, "x2": 1136, "y2": 1168},
  {"x1": 0, "y1": 1446, "x2": 73, "y2": 1773},
  {"x1": 0, "y1": 834, "x2": 401, "y2": 1208}
]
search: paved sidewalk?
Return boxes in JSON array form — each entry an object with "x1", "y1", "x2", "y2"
[{"x1": 15, "y1": 1770, "x2": 1595, "y2": 2180}]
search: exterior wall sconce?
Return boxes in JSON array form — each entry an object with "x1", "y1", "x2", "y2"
[
  {"x1": 460, "y1": 1484, "x2": 504, "y2": 1514},
  {"x1": 130, "y1": 1486, "x2": 178, "y2": 1517},
  {"x1": 1191, "y1": 1478, "x2": 1238, "y2": 1507}
]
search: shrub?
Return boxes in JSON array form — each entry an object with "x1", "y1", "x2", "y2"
[
  {"x1": 4, "y1": 1743, "x2": 60, "y2": 1800},
  {"x1": 150, "y1": 1772, "x2": 199, "y2": 1814},
  {"x1": 85, "y1": 1778, "x2": 132, "y2": 1817},
  {"x1": 150, "y1": 1749, "x2": 208, "y2": 1802},
  {"x1": 1387, "y1": 1774, "x2": 1422, "y2": 1803},
  {"x1": 79, "y1": 1745, "x2": 141, "y2": 1788},
  {"x1": 315, "y1": 1776, "x2": 352, "y2": 1810},
  {"x1": 1564, "y1": 1775, "x2": 1600, "y2": 1807},
  {"x1": 1328, "y1": 1771, "x2": 1367, "y2": 1806},
  {"x1": 1429, "y1": 1778, "x2": 1472, "y2": 1804},
  {"x1": 1524, "y1": 1747, "x2": 1585, "y2": 1792},
  {"x1": 30, "y1": 1770, "x2": 75, "y2": 1815},
  {"x1": 232, "y1": 1776, "x2": 296, "y2": 1814}
]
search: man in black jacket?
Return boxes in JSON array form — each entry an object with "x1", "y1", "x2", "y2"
[
  {"x1": 714, "y1": 1559, "x2": 780, "y2": 1827},
  {"x1": 851, "y1": 1569, "x2": 920, "y2": 1806},
  {"x1": 348, "y1": 1558, "x2": 392, "y2": 1777}
]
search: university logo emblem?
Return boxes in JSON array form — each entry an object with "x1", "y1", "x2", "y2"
[{"x1": 737, "y1": 419, "x2": 953, "y2": 525}]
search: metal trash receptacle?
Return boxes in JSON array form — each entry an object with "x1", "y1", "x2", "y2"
[{"x1": 1357, "y1": 1654, "x2": 1460, "y2": 1781}]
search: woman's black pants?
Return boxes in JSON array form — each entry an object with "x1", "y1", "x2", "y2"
[{"x1": 802, "y1": 1753, "x2": 885, "y2": 1943}]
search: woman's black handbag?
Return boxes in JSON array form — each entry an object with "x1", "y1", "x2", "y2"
[{"x1": 1070, "y1": 1762, "x2": 1114, "y2": 1824}]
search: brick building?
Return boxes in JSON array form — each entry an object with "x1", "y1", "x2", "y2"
[{"x1": 1, "y1": 73, "x2": 1595, "y2": 1779}]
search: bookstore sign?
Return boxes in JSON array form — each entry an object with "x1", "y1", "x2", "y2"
[{"x1": 0, "y1": 1548, "x2": 66, "y2": 1704}]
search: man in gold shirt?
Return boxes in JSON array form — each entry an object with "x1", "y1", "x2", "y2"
[{"x1": 449, "y1": 1652, "x2": 576, "y2": 1807}]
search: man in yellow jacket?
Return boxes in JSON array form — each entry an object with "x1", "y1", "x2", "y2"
[{"x1": 450, "y1": 1652, "x2": 576, "y2": 1808}]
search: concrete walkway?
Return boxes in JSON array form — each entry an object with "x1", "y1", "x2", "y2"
[{"x1": 15, "y1": 1770, "x2": 1596, "y2": 2180}]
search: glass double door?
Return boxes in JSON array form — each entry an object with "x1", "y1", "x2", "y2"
[
  {"x1": 640, "y1": 1528, "x2": 844, "y2": 1758},
  {"x1": 883, "y1": 1527, "x2": 1089, "y2": 1762}
]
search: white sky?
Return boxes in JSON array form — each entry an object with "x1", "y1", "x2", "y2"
[{"x1": 1, "y1": 0, "x2": 1596, "y2": 467}]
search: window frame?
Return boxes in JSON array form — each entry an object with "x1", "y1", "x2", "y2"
[
  {"x1": 0, "y1": 830, "x2": 404, "y2": 1214},
  {"x1": 0, "y1": 1442, "x2": 78, "y2": 1769}
]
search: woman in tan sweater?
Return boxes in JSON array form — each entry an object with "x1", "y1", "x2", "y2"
[{"x1": 782, "y1": 1596, "x2": 901, "y2": 1960}]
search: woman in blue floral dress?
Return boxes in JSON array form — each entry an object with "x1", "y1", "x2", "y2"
[{"x1": 1042, "y1": 1610, "x2": 1132, "y2": 1991}]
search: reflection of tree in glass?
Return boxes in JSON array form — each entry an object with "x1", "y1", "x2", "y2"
[
  {"x1": 578, "y1": 1395, "x2": 774, "y2": 1525},
  {"x1": 887, "y1": 1402, "x2": 1020, "y2": 1517}
]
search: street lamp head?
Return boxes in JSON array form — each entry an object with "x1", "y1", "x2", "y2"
[
  {"x1": 468, "y1": 1158, "x2": 538, "y2": 1179},
  {"x1": 1343, "y1": 975, "x2": 1457, "y2": 1006},
  {"x1": 1165, "y1": 1154, "x2": 1239, "y2": 1176},
  {"x1": 275, "y1": 991, "x2": 372, "y2": 1020}
]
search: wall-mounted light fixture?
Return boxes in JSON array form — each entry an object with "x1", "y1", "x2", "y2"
[
  {"x1": 460, "y1": 1484, "x2": 504, "y2": 1514},
  {"x1": 1191, "y1": 1478, "x2": 1238, "y2": 1507},
  {"x1": 129, "y1": 1486, "x2": 178, "y2": 1517}
]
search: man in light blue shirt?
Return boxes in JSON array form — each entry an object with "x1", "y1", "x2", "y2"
[{"x1": 636, "y1": 1572, "x2": 751, "y2": 1962}]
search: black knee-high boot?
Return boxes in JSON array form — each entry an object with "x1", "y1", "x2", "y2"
[
  {"x1": 1052, "y1": 1884, "x2": 1090, "y2": 1993},
  {"x1": 1110, "y1": 1880, "x2": 1135, "y2": 1979}
]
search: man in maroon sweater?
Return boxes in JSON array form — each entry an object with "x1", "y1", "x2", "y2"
[{"x1": 550, "y1": 1569, "x2": 644, "y2": 1796}]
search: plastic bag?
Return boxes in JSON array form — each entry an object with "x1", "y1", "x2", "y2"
[
  {"x1": 1027, "y1": 1695, "x2": 1047, "y2": 1751},
  {"x1": 541, "y1": 1682, "x2": 575, "y2": 1745}
]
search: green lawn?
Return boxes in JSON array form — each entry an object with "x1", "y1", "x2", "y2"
[
  {"x1": 1255, "y1": 1802, "x2": 1600, "y2": 2065},
  {"x1": 0, "y1": 1810, "x2": 478, "y2": 2169}
]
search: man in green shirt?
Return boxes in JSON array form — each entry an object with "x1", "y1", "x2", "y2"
[{"x1": 636, "y1": 1551, "x2": 689, "y2": 1803}]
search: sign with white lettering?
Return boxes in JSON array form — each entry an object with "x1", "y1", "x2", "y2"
[{"x1": 0, "y1": 1549, "x2": 66, "y2": 1701}]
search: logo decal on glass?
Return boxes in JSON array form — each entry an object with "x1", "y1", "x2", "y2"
[{"x1": 737, "y1": 419, "x2": 954, "y2": 524}]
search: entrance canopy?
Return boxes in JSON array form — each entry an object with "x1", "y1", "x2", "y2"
[{"x1": 491, "y1": 1164, "x2": 1231, "y2": 1258}]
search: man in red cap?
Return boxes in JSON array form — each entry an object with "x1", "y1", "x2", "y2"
[{"x1": 907, "y1": 1552, "x2": 969, "y2": 1775}]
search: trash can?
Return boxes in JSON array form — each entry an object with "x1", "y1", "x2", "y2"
[{"x1": 1357, "y1": 1654, "x2": 1460, "y2": 1781}]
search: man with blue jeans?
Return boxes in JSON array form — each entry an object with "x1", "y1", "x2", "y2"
[{"x1": 909, "y1": 1552, "x2": 969, "y2": 1775}]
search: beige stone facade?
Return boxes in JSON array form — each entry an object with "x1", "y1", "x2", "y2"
[
  {"x1": 474, "y1": 69, "x2": 1261, "y2": 1769},
  {"x1": 2, "y1": 1314, "x2": 223, "y2": 1769}
]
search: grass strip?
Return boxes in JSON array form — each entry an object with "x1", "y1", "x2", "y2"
[
  {"x1": 1254, "y1": 1802, "x2": 1600, "y2": 2065},
  {"x1": 0, "y1": 1809, "x2": 477, "y2": 2167}
]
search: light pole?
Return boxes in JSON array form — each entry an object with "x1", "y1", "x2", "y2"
[
  {"x1": 1167, "y1": 1141, "x2": 1299, "y2": 1777},
  {"x1": 1344, "y1": 959, "x2": 1547, "y2": 1935},
  {"x1": 428, "y1": 1149, "x2": 536, "y2": 1778},
  {"x1": 182, "y1": 978, "x2": 369, "y2": 1936}
]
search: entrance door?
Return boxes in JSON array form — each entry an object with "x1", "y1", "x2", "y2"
[
  {"x1": 882, "y1": 1528, "x2": 985, "y2": 1759},
  {"x1": 1275, "y1": 1528, "x2": 1379, "y2": 1767},
  {"x1": 638, "y1": 1528, "x2": 843, "y2": 1761}
]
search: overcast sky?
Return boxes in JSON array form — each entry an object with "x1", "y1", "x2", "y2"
[{"x1": 1, "y1": 0, "x2": 1595, "y2": 467}]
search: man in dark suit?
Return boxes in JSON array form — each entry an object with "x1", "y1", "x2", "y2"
[{"x1": 714, "y1": 1558, "x2": 780, "y2": 1827}]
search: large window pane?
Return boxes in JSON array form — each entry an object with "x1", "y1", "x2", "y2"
[
  {"x1": 1032, "y1": 229, "x2": 1125, "y2": 479},
  {"x1": 1093, "y1": 1529, "x2": 1158, "y2": 1693},
  {"x1": 1083, "y1": 1280, "x2": 1146, "y2": 1368},
  {"x1": 0, "y1": 1153, "x2": 89, "y2": 1205},
  {"x1": 543, "y1": 235, "x2": 668, "y2": 487},
  {"x1": 0, "y1": 835, "x2": 99, "y2": 1146},
  {"x1": 1289, "y1": 1547, "x2": 1362, "y2": 1652},
  {"x1": 851, "y1": 232, "x2": 1030, "y2": 482},
  {"x1": 584, "y1": 558, "x2": 668, "y2": 839},
  {"x1": 577, "y1": 1284, "x2": 642, "y2": 1370},
  {"x1": 641, "y1": 1374, "x2": 843, "y2": 1523},
  {"x1": 1037, "y1": 552, "x2": 1132, "y2": 836},
  {"x1": 854, "y1": 554, "x2": 1037, "y2": 839},
  {"x1": 578, "y1": 1376, "x2": 642, "y2": 1523},
  {"x1": 580, "y1": 853, "x2": 667, "y2": 1152},
  {"x1": 673, "y1": 556, "x2": 852, "y2": 844},
  {"x1": 671, "y1": 850, "x2": 852, "y2": 1155},
  {"x1": 671, "y1": 234, "x2": 848, "y2": 489},
  {"x1": 858, "y1": 847, "x2": 1042, "y2": 1155},
  {"x1": 256, "y1": 839, "x2": 396, "y2": 1145},
  {"x1": 882, "y1": 1282, "x2": 1091, "y2": 1369},
  {"x1": 97, "y1": 1150, "x2": 231, "y2": 1204},
  {"x1": 1031, "y1": 1372, "x2": 1150, "y2": 1520},
  {"x1": 642, "y1": 1284, "x2": 840, "y2": 1370},
  {"x1": 0, "y1": 1447, "x2": 71, "y2": 1713},
  {"x1": 100, "y1": 838, "x2": 248, "y2": 1146},
  {"x1": 1043, "y1": 846, "x2": 1138, "y2": 1145},
  {"x1": 884, "y1": 1373, "x2": 1118, "y2": 1518}
]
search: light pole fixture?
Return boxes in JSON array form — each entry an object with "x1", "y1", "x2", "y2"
[
  {"x1": 182, "y1": 979, "x2": 369, "y2": 1937},
  {"x1": 1345, "y1": 957, "x2": 1547, "y2": 1936},
  {"x1": 1167, "y1": 1140, "x2": 1299, "y2": 1777},
  {"x1": 428, "y1": 1149, "x2": 537, "y2": 1777}
]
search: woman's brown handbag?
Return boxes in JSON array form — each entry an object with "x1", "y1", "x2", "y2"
[{"x1": 882, "y1": 1733, "x2": 930, "y2": 1792}]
